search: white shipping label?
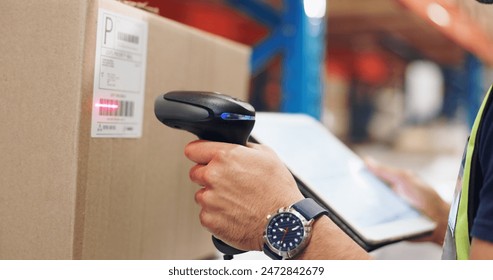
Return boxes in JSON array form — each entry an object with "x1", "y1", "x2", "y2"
[{"x1": 91, "y1": 9, "x2": 148, "y2": 138}]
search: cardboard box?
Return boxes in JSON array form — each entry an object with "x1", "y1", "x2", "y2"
[{"x1": 0, "y1": 0, "x2": 250, "y2": 259}]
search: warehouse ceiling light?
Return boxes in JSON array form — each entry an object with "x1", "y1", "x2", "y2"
[
  {"x1": 427, "y1": 2, "x2": 450, "y2": 27},
  {"x1": 304, "y1": 0, "x2": 326, "y2": 19}
]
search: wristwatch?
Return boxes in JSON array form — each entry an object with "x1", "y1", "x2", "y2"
[{"x1": 263, "y1": 198, "x2": 329, "y2": 260}]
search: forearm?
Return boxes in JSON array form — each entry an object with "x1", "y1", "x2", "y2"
[{"x1": 293, "y1": 216, "x2": 371, "y2": 260}]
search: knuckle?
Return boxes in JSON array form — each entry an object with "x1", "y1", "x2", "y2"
[
  {"x1": 189, "y1": 165, "x2": 198, "y2": 181},
  {"x1": 214, "y1": 149, "x2": 229, "y2": 162},
  {"x1": 199, "y1": 210, "x2": 214, "y2": 230},
  {"x1": 194, "y1": 188, "x2": 206, "y2": 205},
  {"x1": 199, "y1": 210, "x2": 208, "y2": 227},
  {"x1": 202, "y1": 168, "x2": 217, "y2": 185}
]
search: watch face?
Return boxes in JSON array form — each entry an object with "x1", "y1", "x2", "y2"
[{"x1": 265, "y1": 212, "x2": 305, "y2": 253}]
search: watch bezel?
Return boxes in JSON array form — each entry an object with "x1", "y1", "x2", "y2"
[{"x1": 263, "y1": 207, "x2": 313, "y2": 259}]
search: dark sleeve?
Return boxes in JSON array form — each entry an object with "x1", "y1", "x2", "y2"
[{"x1": 471, "y1": 93, "x2": 493, "y2": 243}]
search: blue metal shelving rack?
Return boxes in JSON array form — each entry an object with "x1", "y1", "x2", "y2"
[
  {"x1": 226, "y1": 0, "x2": 326, "y2": 119},
  {"x1": 465, "y1": 53, "x2": 485, "y2": 128},
  {"x1": 442, "y1": 53, "x2": 485, "y2": 129}
]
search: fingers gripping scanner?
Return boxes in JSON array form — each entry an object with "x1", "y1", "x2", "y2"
[{"x1": 154, "y1": 91, "x2": 256, "y2": 259}]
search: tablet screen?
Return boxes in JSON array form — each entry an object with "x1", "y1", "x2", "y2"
[{"x1": 251, "y1": 113, "x2": 432, "y2": 242}]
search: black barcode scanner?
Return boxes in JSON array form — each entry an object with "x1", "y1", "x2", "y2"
[{"x1": 154, "y1": 91, "x2": 256, "y2": 259}]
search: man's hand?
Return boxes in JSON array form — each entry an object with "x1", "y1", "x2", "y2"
[
  {"x1": 365, "y1": 158, "x2": 450, "y2": 245},
  {"x1": 185, "y1": 140, "x2": 304, "y2": 251}
]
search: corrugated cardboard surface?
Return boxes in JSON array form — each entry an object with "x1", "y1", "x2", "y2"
[
  {"x1": 0, "y1": 0, "x2": 250, "y2": 259},
  {"x1": 0, "y1": 0, "x2": 88, "y2": 259}
]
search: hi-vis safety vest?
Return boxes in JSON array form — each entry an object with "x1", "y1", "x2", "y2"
[{"x1": 442, "y1": 86, "x2": 492, "y2": 260}]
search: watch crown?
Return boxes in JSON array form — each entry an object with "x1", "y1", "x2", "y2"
[{"x1": 266, "y1": 214, "x2": 272, "y2": 220}]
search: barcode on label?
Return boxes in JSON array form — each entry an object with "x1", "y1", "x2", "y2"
[
  {"x1": 118, "y1": 32, "x2": 139, "y2": 44},
  {"x1": 97, "y1": 98, "x2": 134, "y2": 117}
]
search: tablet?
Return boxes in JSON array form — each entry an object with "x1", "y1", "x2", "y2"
[{"x1": 251, "y1": 113, "x2": 436, "y2": 251}]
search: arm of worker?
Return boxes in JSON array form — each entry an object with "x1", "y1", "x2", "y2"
[
  {"x1": 470, "y1": 239, "x2": 493, "y2": 259},
  {"x1": 292, "y1": 216, "x2": 370, "y2": 260},
  {"x1": 185, "y1": 140, "x2": 370, "y2": 259},
  {"x1": 365, "y1": 159, "x2": 450, "y2": 246}
]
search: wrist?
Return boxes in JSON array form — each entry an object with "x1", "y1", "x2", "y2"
[
  {"x1": 293, "y1": 216, "x2": 371, "y2": 260},
  {"x1": 430, "y1": 199, "x2": 450, "y2": 246},
  {"x1": 291, "y1": 216, "x2": 331, "y2": 260}
]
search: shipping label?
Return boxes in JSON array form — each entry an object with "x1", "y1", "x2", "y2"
[{"x1": 91, "y1": 9, "x2": 148, "y2": 138}]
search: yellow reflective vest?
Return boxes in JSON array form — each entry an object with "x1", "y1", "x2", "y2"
[{"x1": 442, "y1": 86, "x2": 492, "y2": 259}]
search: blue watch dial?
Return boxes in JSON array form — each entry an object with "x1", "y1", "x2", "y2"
[{"x1": 266, "y1": 212, "x2": 305, "y2": 252}]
